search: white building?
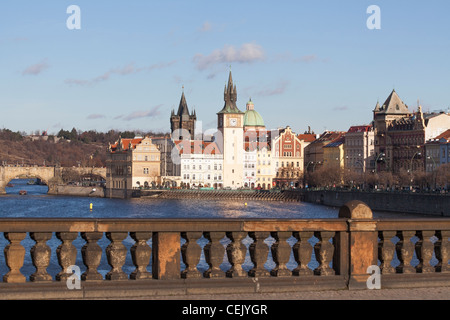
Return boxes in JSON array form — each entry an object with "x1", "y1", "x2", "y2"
[{"x1": 176, "y1": 140, "x2": 223, "y2": 188}]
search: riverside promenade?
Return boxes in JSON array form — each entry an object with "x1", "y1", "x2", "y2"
[{"x1": 0, "y1": 200, "x2": 448, "y2": 300}]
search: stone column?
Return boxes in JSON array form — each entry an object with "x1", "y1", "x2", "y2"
[
  {"x1": 152, "y1": 232, "x2": 180, "y2": 280},
  {"x1": 292, "y1": 231, "x2": 314, "y2": 276},
  {"x1": 3, "y1": 233, "x2": 27, "y2": 283},
  {"x1": 105, "y1": 232, "x2": 128, "y2": 280},
  {"x1": 226, "y1": 232, "x2": 248, "y2": 278},
  {"x1": 270, "y1": 231, "x2": 292, "y2": 277},
  {"x1": 339, "y1": 200, "x2": 378, "y2": 289},
  {"x1": 248, "y1": 232, "x2": 270, "y2": 277},
  {"x1": 203, "y1": 232, "x2": 226, "y2": 278},
  {"x1": 81, "y1": 232, "x2": 104, "y2": 281},
  {"x1": 56, "y1": 232, "x2": 78, "y2": 281},
  {"x1": 181, "y1": 232, "x2": 203, "y2": 279},
  {"x1": 130, "y1": 232, "x2": 152, "y2": 280},
  {"x1": 30, "y1": 232, "x2": 53, "y2": 282}
]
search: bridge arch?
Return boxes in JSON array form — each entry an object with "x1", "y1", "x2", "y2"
[{"x1": 0, "y1": 166, "x2": 55, "y2": 194}]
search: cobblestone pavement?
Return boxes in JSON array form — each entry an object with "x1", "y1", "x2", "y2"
[{"x1": 148, "y1": 287, "x2": 450, "y2": 300}]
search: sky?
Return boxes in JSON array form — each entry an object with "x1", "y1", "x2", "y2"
[{"x1": 1, "y1": 0, "x2": 450, "y2": 136}]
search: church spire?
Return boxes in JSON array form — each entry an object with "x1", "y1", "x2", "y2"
[{"x1": 177, "y1": 89, "x2": 190, "y2": 117}]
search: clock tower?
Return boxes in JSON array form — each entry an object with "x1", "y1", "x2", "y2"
[{"x1": 217, "y1": 71, "x2": 244, "y2": 189}]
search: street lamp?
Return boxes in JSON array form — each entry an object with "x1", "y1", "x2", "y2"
[
  {"x1": 375, "y1": 152, "x2": 386, "y2": 173},
  {"x1": 410, "y1": 151, "x2": 422, "y2": 172}
]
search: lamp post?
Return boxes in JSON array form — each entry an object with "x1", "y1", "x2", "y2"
[{"x1": 375, "y1": 152, "x2": 385, "y2": 173}]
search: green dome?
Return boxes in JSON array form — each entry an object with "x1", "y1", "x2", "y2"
[{"x1": 244, "y1": 109, "x2": 265, "y2": 127}]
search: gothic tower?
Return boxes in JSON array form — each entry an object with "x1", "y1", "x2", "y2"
[
  {"x1": 170, "y1": 89, "x2": 196, "y2": 140},
  {"x1": 217, "y1": 70, "x2": 245, "y2": 188}
]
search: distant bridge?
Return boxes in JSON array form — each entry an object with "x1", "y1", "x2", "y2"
[{"x1": 0, "y1": 166, "x2": 106, "y2": 194}]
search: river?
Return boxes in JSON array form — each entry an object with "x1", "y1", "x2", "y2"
[{"x1": 0, "y1": 179, "x2": 428, "y2": 279}]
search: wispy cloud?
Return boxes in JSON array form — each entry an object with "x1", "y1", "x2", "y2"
[
  {"x1": 65, "y1": 61, "x2": 176, "y2": 86},
  {"x1": 86, "y1": 114, "x2": 106, "y2": 120},
  {"x1": 22, "y1": 59, "x2": 50, "y2": 76},
  {"x1": 193, "y1": 43, "x2": 265, "y2": 71},
  {"x1": 332, "y1": 106, "x2": 349, "y2": 111},
  {"x1": 255, "y1": 80, "x2": 290, "y2": 97},
  {"x1": 199, "y1": 21, "x2": 212, "y2": 32},
  {"x1": 122, "y1": 105, "x2": 163, "y2": 121}
]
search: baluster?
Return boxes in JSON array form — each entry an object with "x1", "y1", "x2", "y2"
[
  {"x1": 105, "y1": 232, "x2": 128, "y2": 280},
  {"x1": 395, "y1": 231, "x2": 416, "y2": 274},
  {"x1": 56, "y1": 232, "x2": 78, "y2": 281},
  {"x1": 292, "y1": 231, "x2": 313, "y2": 276},
  {"x1": 81, "y1": 232, "x2": 103, "y2": 281},
  {"x1": 30, "y1": 232, "x2": 53, "y2": 282},
  {"x1": 226, "y1": 232, "x2": 247, "y2": 278},
  {"x1": 248, "y1": 232, "x2": 270, "y2": 277},
  {"x1": 3, "y1": 232, "x2": 27, "y2": 283},
  {"x1": 435, "y1": 230, "x2": 450, "y2": 273},
  {"x1": 270, "y1": 232, "x2": 292, "y2": 277},
  {"x1": 313, "y1": 231, "x2": 335, "y2": 276},
  {"x1": 203, "y1": 232, "x2": 226, "y2": 278},
  {"x1": 415, "y1": 231, "x2": 435, "y2": 273},
  {"x1": 130, "y1": 232, "x2": 152, "y2": 280},
  {"x1": 378, "y1": 231, "x2": 396, "y2": 274},
  {"x1": 181, "y1": 232, "x2": 203, "y2": 279}
]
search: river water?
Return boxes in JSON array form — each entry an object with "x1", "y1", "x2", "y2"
[{"x1": 0, "y1": 179, "x2": 428, "y2": 279}]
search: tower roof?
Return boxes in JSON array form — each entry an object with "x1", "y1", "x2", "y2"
[
  {"x1": 378, "y1": 89, "x2": 410, "y2": 115},
  {"x1": 217, "y1": 71, "x2": 244, "y2": 114},
  {"x1": 176, "y1": 90, "x2": 190, "y2": 117},
  {"x1": 243, "y1": 98, "x2": 265, "y2": 128}
]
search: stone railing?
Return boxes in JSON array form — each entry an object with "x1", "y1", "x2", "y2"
[{"x1": 0, "y1": 201, "x2": 449, "y2": 299}]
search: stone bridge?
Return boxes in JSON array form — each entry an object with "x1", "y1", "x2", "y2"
[{"x1": 0, "y1": 166, "x2": 106, "y2": 194}]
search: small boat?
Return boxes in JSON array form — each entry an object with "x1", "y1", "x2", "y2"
[
  {"x1": 6, "y1": 183, "x2": 14, "y2": 187},
  {"x1": 19, "y1": 190, "x2": 27, "y2": 195}
]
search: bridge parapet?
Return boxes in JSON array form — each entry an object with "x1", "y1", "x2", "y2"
[{"x1": 0, "y1": 202, "x2": 448, "y2": 299}]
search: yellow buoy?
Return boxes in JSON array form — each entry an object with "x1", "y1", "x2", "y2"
[
  {"x1": 90, "y1": 203, "x2": 93, "y2": 211},
  {"x1": 244, "y1": 202, "x2": 247, "y2": 206}
]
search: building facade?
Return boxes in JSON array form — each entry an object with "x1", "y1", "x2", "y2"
[
  {"x1": 176, "y1": 140, "x2": 223, "y2": 188},
  {"x1": 272, "y1": 126, "x2": 306, "y2": 188},
  {"x1": 304, "y1": 131, "x2": 345, "y2": 172},
  {"x1": 106, "y1": 136, "x2": 161, "y2": 195},
  {"x1": 373, "y1": 89, "x2": 450, "y2": 173},
  {"x1": 344, "y1": 125, "x2": 375, "y2": 173}
]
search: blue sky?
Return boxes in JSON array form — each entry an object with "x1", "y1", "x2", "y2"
[{"x1": 1, "y1": 1, "x2": 450, "y2": 136}]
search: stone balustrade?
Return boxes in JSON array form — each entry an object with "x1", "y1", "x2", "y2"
[{"x1": 0, "y1": 201, "x2": 449, "y2": 299}]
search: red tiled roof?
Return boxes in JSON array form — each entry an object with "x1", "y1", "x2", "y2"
[
  {"x1": 434, "y1": 129, "x2": 450, "y2": 141},
  {"x1": 297, "y1": 133, "x2": 316, "y2": 142},
  {"x1": 109, "y1": 138, "x2": 143, "y2": 153},
  {"x1": 347, "y1": 125, "x2": 372, "y2": 133}
]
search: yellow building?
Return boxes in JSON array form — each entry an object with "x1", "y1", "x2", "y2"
[
  {"x1": 322, "y1": 135, "x2": 346, "y2": 170},
  {"x1": 106, "y1": 136, "x2": 161, "y2": 196},
  {"x1": 256, "y1": 146, "x2": 272, "y2": 189}
]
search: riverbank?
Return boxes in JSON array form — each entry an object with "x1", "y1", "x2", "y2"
[
  {"x1": 302, "y1": 189, "x2": 450, "y2": 217},
  {"x1": 48, "y1": 185, "x2": 104, "y2": 197}
]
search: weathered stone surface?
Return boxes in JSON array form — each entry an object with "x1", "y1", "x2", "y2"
[
  {"x1": 152, "y1": 232, "x2": 180, "y2": 280},
  {"x1": 338, "y1": 200, "x2": 373, "y2": 219}
]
